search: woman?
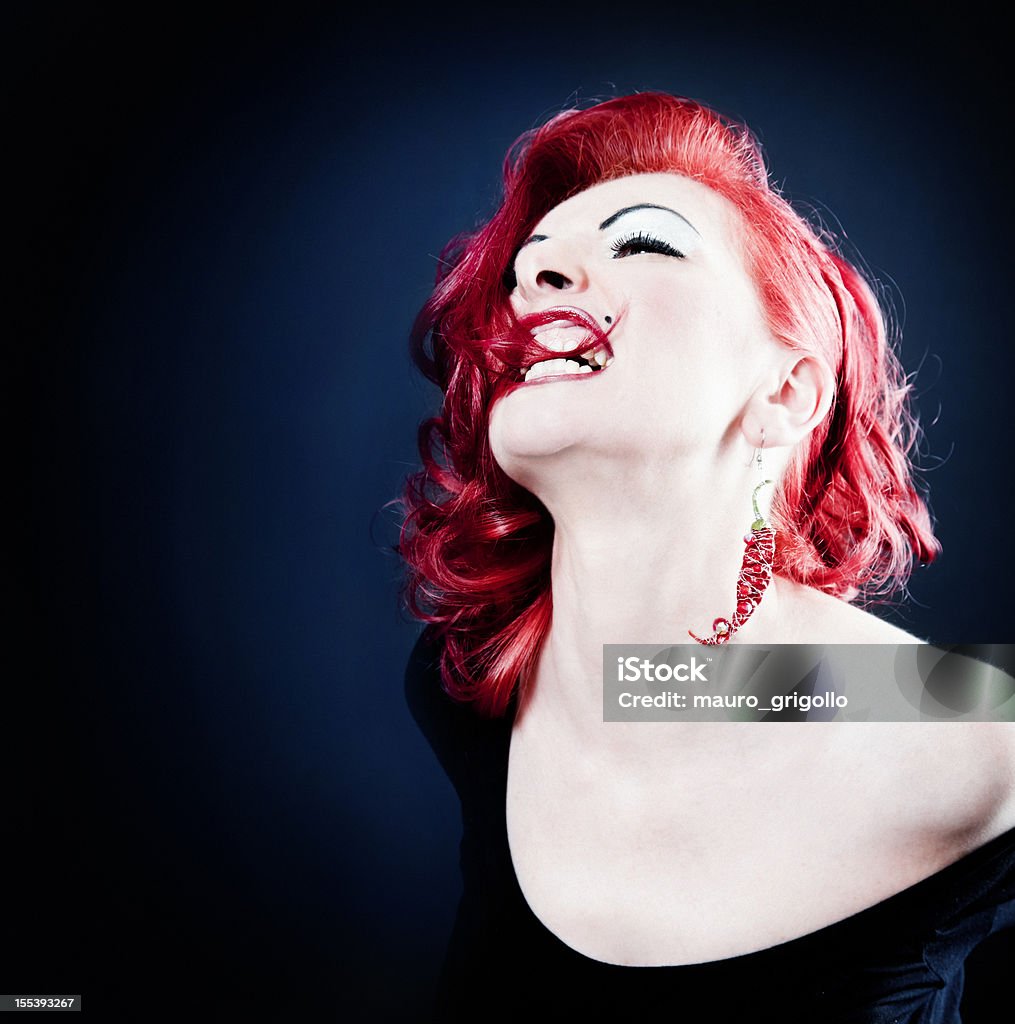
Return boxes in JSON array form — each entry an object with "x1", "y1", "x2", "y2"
[{"x1": 397, "y1": 93, "x2": 1015, "y2": 1021}]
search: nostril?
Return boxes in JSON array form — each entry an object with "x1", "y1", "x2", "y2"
[{"x1": 536, "y1": 270, "x2": 571, "y2": 290}]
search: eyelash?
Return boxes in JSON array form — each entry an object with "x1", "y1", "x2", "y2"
[
  {"x1": 502, "y1": 230, "x2": 686, "y2": 290},
  {"x1": 611, "y1": 231, "x2": 686, "y2": 259}
]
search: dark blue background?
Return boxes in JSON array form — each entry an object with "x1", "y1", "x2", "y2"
[{"x1": 10, "y1": 5, "x2": 1012, "y2": 1018}]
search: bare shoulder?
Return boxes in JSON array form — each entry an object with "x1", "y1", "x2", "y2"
[
  {"x1": 903, "y1": 721, "x2": 1015, "y2": 838},
  {"x1": 827, "y1": 717, "x2": 1015, "y2": 857},
  {"x1": 779, "y1": 580, "x2": 1015, "y2": 840},
  {"x1": 777, "y1": 578, "x2": 927, "y2": 644},
  {"x1": 982, "y1": 722, "x2": 1015, "y2": 834}
]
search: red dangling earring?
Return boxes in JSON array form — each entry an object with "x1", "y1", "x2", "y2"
[{"x1": 689, "y1": 432, "x2": 775, "y2": 646}]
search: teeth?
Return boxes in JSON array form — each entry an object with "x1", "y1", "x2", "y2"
[
  {"x1": 522, "y1": 349, "x2": 615, "y2": 382},
  {"x1": 532, "y1": 324, "x2": 591, "y2": 354},
  {"x1": 523, "y1": 358, "x2": 589, "y2": 383},
  {"x1": 582, "y1": 346, "x2": 610, "y2": 368},
  {"x1": 526, "y1": 320, "x2": 617, "y2": 377}
]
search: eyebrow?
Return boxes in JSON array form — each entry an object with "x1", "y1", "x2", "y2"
[
  {"x1": 516, "y1": 203, "x2": 701, "y2": 253},
  {"x1": 599, "y1": 203, "x2": 700, "y2": 235}
]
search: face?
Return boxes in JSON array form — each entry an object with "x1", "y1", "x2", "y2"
[{"x1": 488, "y1": 172, "x2": 783, "y2": 486}]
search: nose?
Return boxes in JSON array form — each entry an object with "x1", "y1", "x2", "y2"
[{"x1": 512, "y1": 237, "x2": 590, "y2": 303}]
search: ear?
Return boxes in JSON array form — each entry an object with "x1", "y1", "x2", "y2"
[{"x1": 742, "y1": 352, "x2": 836, "y2": 448}]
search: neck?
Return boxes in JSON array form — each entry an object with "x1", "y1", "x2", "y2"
[{"x1": 518, "y1": 447, "x2": 785, "y2": 731}]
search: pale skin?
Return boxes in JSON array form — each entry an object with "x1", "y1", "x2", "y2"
[{"x1": 487, "y1": 172, "x2": 1015, "y2": 966}]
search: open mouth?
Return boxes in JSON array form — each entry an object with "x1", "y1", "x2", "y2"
[{"x1": 521, "y1": 322, "x2": 614, "y2": 383}]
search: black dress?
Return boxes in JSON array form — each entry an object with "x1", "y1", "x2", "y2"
[{"x1": 405, "y1": 626, "x2": 1015, "y2": 1023}]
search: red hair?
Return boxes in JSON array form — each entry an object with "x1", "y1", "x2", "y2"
[{"x1": 396, "y1": 92, "x2": 940, "y2": 716}]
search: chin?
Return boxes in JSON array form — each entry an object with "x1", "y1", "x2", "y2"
[
  {"x1": 489, "y1": 434, "x2": 573, "y2": 490},
  {"x1": 488, "y1": 396, "x2": 580, "y2": 466}
]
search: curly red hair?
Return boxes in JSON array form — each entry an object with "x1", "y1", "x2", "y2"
[{"x1": 396, "y1": 92, "x2": 940, "y2": 716}]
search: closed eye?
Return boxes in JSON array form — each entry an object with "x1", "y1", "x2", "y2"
[{"x1": 611, "y1": 231, "x2": 685, "y2": 259}]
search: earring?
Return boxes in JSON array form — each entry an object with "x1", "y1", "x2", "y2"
[{"x1": 688, "y1": 430, "x2": 776, "y2": 645}]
